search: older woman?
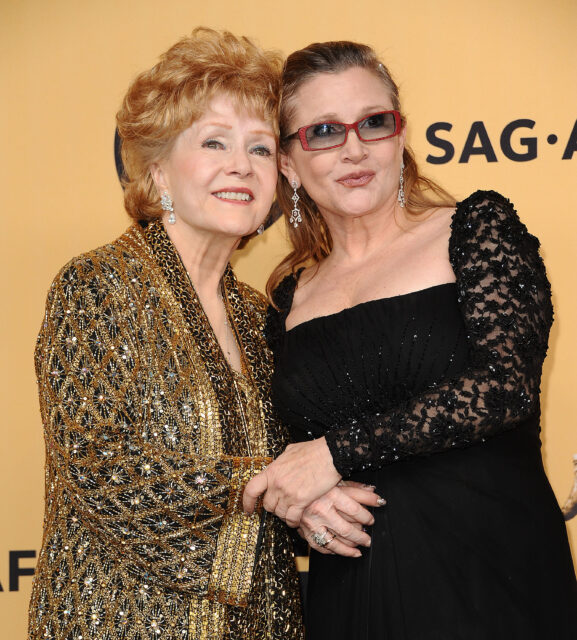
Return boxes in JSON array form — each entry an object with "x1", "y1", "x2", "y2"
[
  {"x1": 28, "y1": 28, "x2": 305, "y2": 640},
  {"x1": 244, "y1": 41, "x2": 577, "y2": 638}
]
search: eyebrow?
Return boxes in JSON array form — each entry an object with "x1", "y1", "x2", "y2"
[
  {"x1": 201, "y1": 122, "x2": 275, "y2": 138},
  {"x1": 202, "y1": 121, "x2": 232, "y2": 130},
  {"x1": 251, "y1": 129, "x2": 276, "y2": 138},
  {"x1": 307, "y1": 107, "x2": 391, "y2": 123}
]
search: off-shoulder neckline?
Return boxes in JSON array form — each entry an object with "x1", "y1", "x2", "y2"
[
  {"x1": 275, "y1": 189, "x2": 511, "y2": 336},
  {"x1": 285, "y1": 281, "x2": 457, "y2": 334}
]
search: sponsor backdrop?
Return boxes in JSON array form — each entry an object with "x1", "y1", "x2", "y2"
[{"x1": 2, "y1": 0, "x2": 576, "y2": 636}]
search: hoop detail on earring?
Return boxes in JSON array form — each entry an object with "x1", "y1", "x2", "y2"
[
  {"x1": 161, "y1": 191, "x2": 176, "y2": 224},
  {"x1": 290, "y1": 180, "x2": 302, "y2": 228},
  {"x1": 397, "y1": 161, "x2": 405, "y2": 208}
]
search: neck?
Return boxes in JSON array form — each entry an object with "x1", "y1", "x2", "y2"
[
  {"x1": 322, "y1": 198, "x2": 409, "y2": 265},
  {"x1": 162, "y1": 219, "x2": 239, "y2": 299}
]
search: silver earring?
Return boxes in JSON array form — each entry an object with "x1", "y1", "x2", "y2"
[
  {"x1": 257, "y1": 223, "x2": 265, "y2": 235},
  {"x1": 290, "y1": 180, "x2": 302, "y2": 228},
  {"x1": 397, "y1": 160, "x2": 405, "y2": 208},
  {"x1": 161, "y1": 191, "x2": 176, "y2": 224}
]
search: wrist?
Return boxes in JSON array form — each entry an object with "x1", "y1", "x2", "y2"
[{"x1": 317, "y1": 436, "x2": 342, "y2": 483}]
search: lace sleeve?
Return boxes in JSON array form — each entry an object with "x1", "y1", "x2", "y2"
[{"x1": 325, "y1": 191, "x2": 553, "y2": 477}]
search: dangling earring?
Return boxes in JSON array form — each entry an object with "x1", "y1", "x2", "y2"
[
  {"x1": 161, "y1": 191, "x2": 176, "y2": 224},
  {"x1": 397, "y1": 161, "x2": 405, "y2": 208},
  {"x1": 257, "y1": 223, "x2": 265, "y2": 235},
  {"x1": 290, "y1": 180, "x2": 302, "y2": 228}
]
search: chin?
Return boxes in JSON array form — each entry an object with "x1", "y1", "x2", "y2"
[
  {"x1": 216, "y1": 221, "x2": 260, "y2": 239},
  {"x1": 334, "y1": 192, "x2": 381, "y2": 213},
  {"x1": 339, "y1": 202, "x2": 380, "y2": 218}
]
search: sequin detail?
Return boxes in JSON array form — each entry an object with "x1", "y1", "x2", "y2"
[{"x1": 30, "y1": 221, "x2": 303, "y2": 639}]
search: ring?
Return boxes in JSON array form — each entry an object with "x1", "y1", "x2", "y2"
[
  {"x1": 311, "y1": 530, "x2": 329, "y2": 547},
  {"x1": 311, "y1": 529, "x2": 336, "y2": 548}
]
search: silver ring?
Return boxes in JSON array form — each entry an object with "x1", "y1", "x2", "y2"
[{"x1": 311, "y1": 530, "x2": 329, "y2": 547}]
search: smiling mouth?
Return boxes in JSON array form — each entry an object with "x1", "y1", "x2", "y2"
[
  {"x1": 213, "y1": 191, "x2": 254, "y2": 202},
  {"x1": 337, "y1": 173, "x2": 375, "y2": 187}
]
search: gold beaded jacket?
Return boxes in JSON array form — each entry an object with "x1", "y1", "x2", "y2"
[{"x1": 29, "y1": 221, "x2": 303, "y2": 640}]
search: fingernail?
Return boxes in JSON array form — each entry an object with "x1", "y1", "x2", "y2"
[
  {"x1": 364, "y1": 538, "x2": 371, "y2": 547},
  {"x1": 362, "y1": 484, "x2": 376, "y2": 491},
  {"x1": 376, "y1": 497, "x2": 387, "y2": 506},
  {"x1": 353, "y1": 550, "x2": 362, "y2": 558}
]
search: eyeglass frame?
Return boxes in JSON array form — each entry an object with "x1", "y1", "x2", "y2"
[{"x1": 284, "y1": 110, "x2": 403, "y2": 151}]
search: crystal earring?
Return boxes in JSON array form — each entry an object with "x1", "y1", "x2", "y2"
[
  {"x1": 257, "y1": 223, "x2": 265, "y2": 235},
  {"x1": 290, "y1": 180, "x2": 302, "y2": 228},
  {"x1": 397, "y1": 161, "x2": 405, "y2": 208},
  {"x1": 161, "y1": 191, "x2": 176, "y2": 224}
]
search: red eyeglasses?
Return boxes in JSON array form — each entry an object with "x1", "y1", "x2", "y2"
[{"x1": 285, "y1": 110, "x2": 402, "y2": 151}]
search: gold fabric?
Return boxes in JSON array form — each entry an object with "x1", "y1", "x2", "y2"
[{"x1": 29, "y1": 221, "x2": 303, "y2": 639}]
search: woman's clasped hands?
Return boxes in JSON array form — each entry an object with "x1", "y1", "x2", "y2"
[{"x1": 243, "y1": 437, "x2": 385, "y2": 556}]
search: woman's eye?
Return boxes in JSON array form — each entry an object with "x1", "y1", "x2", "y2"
[
  {"x1": 202, "y1": 139, "x2": 225, "y2": 150},
  {"x1": 312, "y1": 123, "x2": 338, "y2": 138},
  {"x1": 364, "y1": 114, "x2": 385, "y2": 128},
  {"x1": 251, "y1": 145, "x2": 273, "y2": 157}
]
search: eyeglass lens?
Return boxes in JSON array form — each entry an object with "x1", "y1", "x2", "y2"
[{"x1": 304, "y1": 112, "x2": 398, "y2": 149}]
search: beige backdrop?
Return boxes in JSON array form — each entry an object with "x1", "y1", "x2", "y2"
[{"x1": 2, "y1": 0, "x2": 576, "y2": 636}]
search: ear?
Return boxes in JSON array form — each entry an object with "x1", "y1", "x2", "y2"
[
  {"x1": 398, "y1": 125, "x2": 407, "y2": 154},
  {"x1": 150, "y1": 162, "x2": 169, "y2": 196},
  {"x1": 279, "y1": 152, "x2": 299, "y2": 187}
]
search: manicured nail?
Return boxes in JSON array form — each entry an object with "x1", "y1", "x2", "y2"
[
  {"x1": 376, "y1": 497, "x2": 387, "y2": 506},
  {"x1": 362, "y1": 484, "x2": 376, "y2": 490},
  {"x1": 353, "y1": 550, "x2": 362, "y2": 558}
]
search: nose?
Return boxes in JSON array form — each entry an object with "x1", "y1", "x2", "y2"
[
  {"x1": 226, "y1": 147, "x2": 253, "y2": 177},
  {"x1": 341, "y1": 129, "x2": 368, "y2": 163}
]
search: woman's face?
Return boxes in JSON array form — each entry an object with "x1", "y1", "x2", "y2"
[
  {"x1": 152, "y1": 94, "x2": 277, "y2": 242},
  {"x1": 281, "y1": 67, "x2": 405, "y2": 223}
]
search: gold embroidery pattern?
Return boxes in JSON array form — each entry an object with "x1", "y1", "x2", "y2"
[
  {"x1": 208, "y1": 459, "x2": 265, "y2": 607},
  {"x1": 29, "y1": 222, "x2": 303, "y2": 639}
]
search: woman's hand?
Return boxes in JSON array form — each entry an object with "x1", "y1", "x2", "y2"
[
  {"x1": 243, "y1": 437, "x2": 342, "y2": 527},
  {"x1": 299, "y1": 483, "x2": 384, "y2": 557}
]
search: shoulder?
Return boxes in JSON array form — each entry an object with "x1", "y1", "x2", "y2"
[
  {"x1": 449, "y1": 191, "x2": 550, "y2": 304},
  {"x1": 264, "y1": 271, "x2": 300, "y2": 352},
  {"x1": 270, "y1": 270, "x2": 301, "y2": 312},
  {"x1": 450, "y1": 190, "x2": 539, "y2": 254},
  {"x1": 44, "y1": 227, "x2": 142, "y2": 310},
  {"x1": 37, "y1": 230, "x2": 140, "y2": 364},
  {"x1": 452, "y1": 190, "x2": 529, "y2": 235},
  {"x1": 52, "y1": 227, "x2": 144, "y2": 284}
]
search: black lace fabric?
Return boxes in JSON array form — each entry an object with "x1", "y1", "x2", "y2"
[{"x1": 318, "y1": 191, "x2": 553, "y2": 476}]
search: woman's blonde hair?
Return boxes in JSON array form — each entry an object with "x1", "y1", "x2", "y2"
[
  {"x1": 267, "y1": 40, "x2": 455, "y2": 300},
  {"x1": 117, "y1": 27, "x2": 283, "y2": 222}
]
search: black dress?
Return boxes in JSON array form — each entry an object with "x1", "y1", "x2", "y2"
[{"x1": 267, "y1": 191, "x2": 577, "y2": 639}]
